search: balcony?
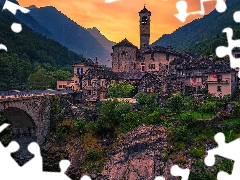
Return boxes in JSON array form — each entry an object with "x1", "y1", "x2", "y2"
[{"x1": 206, "y1": 80, "x2": 230, "y2": 84}]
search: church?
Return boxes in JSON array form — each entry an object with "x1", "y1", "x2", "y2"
[{"x1": 111, "y1": 6, "x2": 181, "y2": 73}]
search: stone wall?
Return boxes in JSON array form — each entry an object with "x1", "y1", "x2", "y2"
[{"x1": 0, "y1": 94, "x2": 72, "y2": 145}]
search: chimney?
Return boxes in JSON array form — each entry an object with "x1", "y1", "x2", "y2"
[{"x1": 95, "y1": 57, "x2": 98, "y2": 66}]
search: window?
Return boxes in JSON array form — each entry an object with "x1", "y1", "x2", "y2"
[
  {"x1": 78, "y1": 78, "x2": 82, "y2": 84},
  {"x1": 217, "y1": 75, "x2": 222, "y2": 83},
  {"x1": 76, "y1": 68, "x2": 83, "y2": 75},
  {"x1": 141, "y1": 66, "x2": 145, "y2": 71},
  {"x1": 217, "y1": 86, "x2": 222, "y2": 92},
  {"x1": 142, "y1": 16, "x2": 148, "y2": 24},
  {"x1": 59, "y1": 85, "x2": 63, "y2": 88},
  {"x1": 88, "y1": 80, "x2": 92, "y2": 86},
  {"x1": 166, "y1": 54, "x2": 169, "y2": 61},
  {"x1": 121, "y1": 51, "x2": 127, "y2": 55},
  {"x1": 235, "y1": 54, "x2": 240, "y2": 58},
  {"x1": 149, "y1": 64, "x2": 155, "y2": 69},
  {"x1": 88, "y1": 90, "x2": 92, "y2": 95},
  {"x1": 151, "y1": 52, "x2": 154, "y2": 60},
  {"x1": 63, "y1": 85, "x2": 66, "y2": 88},
  {"x1": 102, "y1": 81, "x2": 105, "y2": 86}
]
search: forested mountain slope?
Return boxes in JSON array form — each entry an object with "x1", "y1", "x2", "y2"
[{"x1": 152, "y1": 0, "x2": 239, "y2": 51}]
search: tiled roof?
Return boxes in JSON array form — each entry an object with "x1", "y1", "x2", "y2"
[
  {"x1": 209, "y1": 62, "x2": 235, "y2": 73},
  {"x1": 170, "y1": 56, "x2": 213, "y2": 70},
  {"x1": 84, "y1": 69, "x2": 118, "y2": 80},
  {"x1": 139, "y1": 6, "x2": 151, "y2": 14},
  {"x1": 232, "y1": 47, "x2": 240, "y2": 51},
  {"x1": 73, "y1": 59, "x2": 95, "y2": 66},
  {"x1": 113, "y1": 38, "x2": 137, "y2": 48},
  {"x1": 116, "y1": 72, "x2": 147, "y2": 80},
  {"x1": 144, "y1": 46, "x2": 181, "y2": 56}
]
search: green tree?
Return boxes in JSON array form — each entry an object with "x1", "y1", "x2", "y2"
[
  {"x1": 107, "y1": 82, "x2": 136, "y2": 98},
  {"x1": 27, "y1": 68, "x2": 54, "y2": 90},
  {"x1": 96, "y1": 99, "x2": 133, "y2": 136},
  {"x1": 74, "y1": 117, "x2": 87, "y2": 136},
  {"x1": 136, "y1": 92, "x2": 157, "y2": 112},
  {"x1": 167, "y1": 93, "x2": 184, "y2": 118},
  {"x1": 27, "y1": 64, "x2": 71, "y2": 90},
  {"x1": 234, "y1": 102, "x2": 240, "y2": 117}
]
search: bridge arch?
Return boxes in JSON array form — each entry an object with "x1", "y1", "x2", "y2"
[
  {"x1": 1, "y1": 107, "x2": 36, "y2": 138},
  {"x1": 0, "y1": 97, "x2": 51, "y2": 145}
]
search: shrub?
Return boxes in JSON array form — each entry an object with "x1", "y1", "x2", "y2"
[
  {"x1": 55, "y1": 125, "x2": 71, "y2": 138},
  {"x1": 189, "y1": 147, "x2": 205, "y2": 158},
  {"x1": 87, "y1": 150, "x2": 100, "y2": 161},
  {"x1": 144, "y1": 110, "x2": 162, "y2": 124},
  {"x1": 234, "y1": 102, "x2": 240, "y2": 117},
  {"x1": 182, "y1": 114, "x2": 198, "y2": 130},
  {"x1": 114, "y1": 101, "x2": 133, "y2": 121},
  {"x1": 169, "y1": 124, "x2": 188, "y2": 142},
  {"x1": 167, "y1": 93, "x2": 184, "y2": 117},
  {"x1": 107, "y1": 82, "x2": 136, "y2": 98},
  {"x1": 199, "y1": 101, "x2": 223, "y2": 113},
  {"x1": 74, "y1": 117, "x2": 87, "y2": 136},
  {"x1": 96, "y1": 99, "x2": 133, "y2": 136},
  {"x1": 217, "y1": 110, "x2": 230, "y2": 120},
  {"x1": 120, "y1": 112, "x2": 146, "y2": 133},
  {"x1": 136, "y1": 92, "x2": 157, "y2": 111}
]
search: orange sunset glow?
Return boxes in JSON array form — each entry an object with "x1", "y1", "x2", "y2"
[{"x1": 18, "y1": 0, "x2": 216, "y2": 47}]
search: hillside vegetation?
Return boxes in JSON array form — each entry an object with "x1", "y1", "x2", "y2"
[
  {"x1": 0, "y1": 6, "x2": 84, "y2": 91},
  {"x1": 152, "y1": 0, "x2": 239, "y2": 51}
]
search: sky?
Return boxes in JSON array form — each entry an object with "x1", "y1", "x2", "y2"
[{"x1": 18, "y1": 0, "x2": 216, "y2": 47}]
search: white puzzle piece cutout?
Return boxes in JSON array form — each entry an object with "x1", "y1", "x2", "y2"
[
  {"x1": 175, "y1": 0, "x2": 226, "y2": 22},
  {"x1": 154, "y1": 165, "x2": 190, "y2": 180},
  {"x1": 205, "y1": 132, "x2": 240, "y2": 180},
  {"x1": 215, "y1": 27, "x2": 240, "y2": 77},
  {"x1": 0, "y1": 0, "x2": 30, "y2": 51},
  {"x1": 0, "y1": 124, "x2": 92, "y2": 179}
]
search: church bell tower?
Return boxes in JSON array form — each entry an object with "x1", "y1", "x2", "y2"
[{"x1": 139, "y1": 5, "x2": 151, "y2": 51}]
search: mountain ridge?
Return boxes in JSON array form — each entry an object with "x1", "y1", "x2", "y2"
[
  {"x1": 29, "y1": 6, "x2": 112, "y2": 66},
  {"x1": 152, "y1": 0, "x2": 239, "y2": 51},
  {"x1": 87, "y1": 27, "x2": 116, "y2": 53}
]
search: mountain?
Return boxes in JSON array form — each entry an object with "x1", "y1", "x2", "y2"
[
  {"x1": 152, "y1": 0, "x2": 240, "y2": 51},
  {"x1": 0, "y1": 0, "x2": 54, "y2": 39},
  {"x1": 29, "y1": 6, "x2": 111, "y2": 66},
  {"x1": 87, "y1": 27, "x2": 116, "y2": 53},
  {"x1": 0, "y1": 4, "x2": 85, "y2": 90}
]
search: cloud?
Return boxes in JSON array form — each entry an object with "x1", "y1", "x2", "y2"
[{"x1": 105, "y1": 0, "x2": 119, "y2": 3}]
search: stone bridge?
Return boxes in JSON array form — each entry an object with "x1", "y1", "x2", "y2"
[{"x1": 0, "y1": 90, "x2": 73, "y2": 165}]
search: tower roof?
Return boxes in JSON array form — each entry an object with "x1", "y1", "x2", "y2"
[
  {"x1": 113, "y1": 38, "x2": 137, "y2": 48},
  {"x1": 139, "y1": 5, "x2": 151, "y2": 14}
]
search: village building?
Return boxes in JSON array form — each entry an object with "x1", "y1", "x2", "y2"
[
  {"x1": 57, "y1": 59, "x2": 101, "y2": 91},
  {"x1": 232, "y1": 47, "x2": 240, "y2": 58},
  {"x1": 111, "y1": 6, "x2": 181, "y2": 73},
  {"x1": 169, "y1": 55, "x2": 213, "y2": 94},
  {"x1": 138, "y1": 73, "x2": 164, "y2": 94},
  {"x1": 81, "y1": 69, "x2": 118, "y2": 105},
  {"x1": 57, "y1": 5, "x2": 239, "y2": 103},
  {"x1": 206, "y1": 62, "x2": 238, "y2": 96},
  {"x1": 116, "y1": 72, "x2": 147, "y2": 85}
]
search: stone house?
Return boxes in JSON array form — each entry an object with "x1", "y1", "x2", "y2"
[
  {"x1": 169, "y1": 55, "x2": 213, "y2": 93},
  {"x1": 111, "y1": 6, "x2": 181, "y2": 73},
  {"x1": 56, "y1": 59, "x2": 101, "y2": 91},
  {"x1": 116, "y1": 72, "x2": 147, "y2": 85},
  {"x1": 206, "y1": 62, "x2": 238, "y2": 96},
  {"x1": 82, "y1": 69, "x2": 118, "y2": 105},
  {"x1": 138, "y1": 73, "x2": 165, "y2": 95},
  {"x1": 232, "y1": 47, "x2": 240, "y2": 58}
]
